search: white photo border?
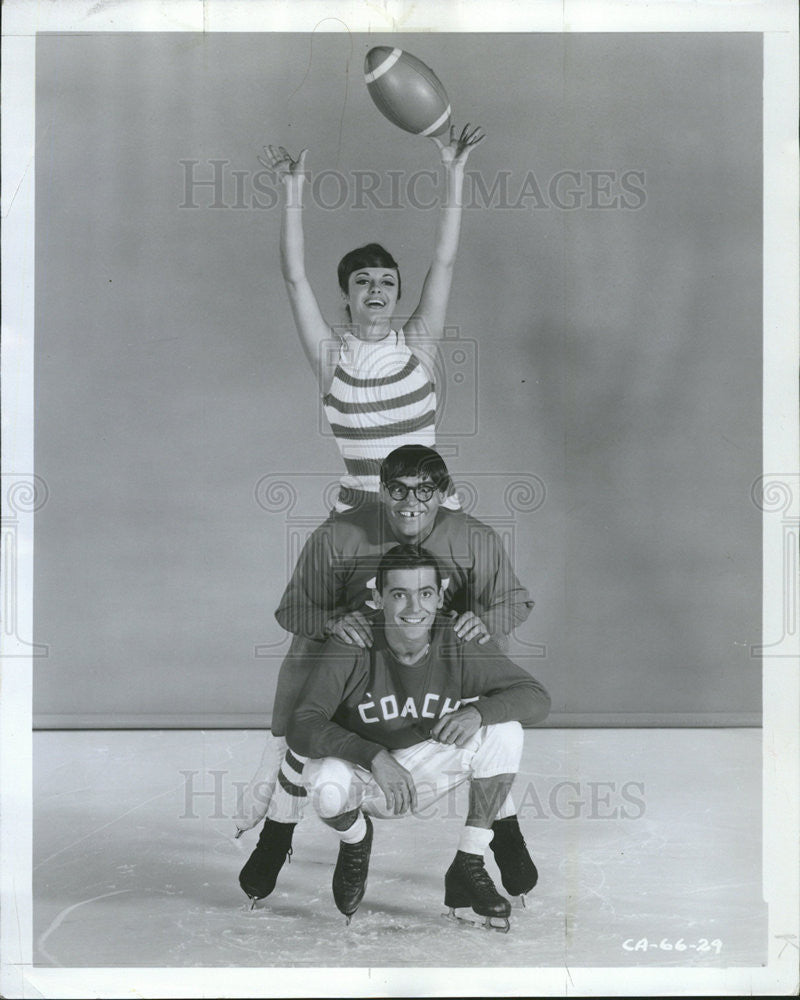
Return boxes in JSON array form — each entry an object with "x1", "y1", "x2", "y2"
[{"x1": 1, "y1": 1, "x2": 797, "y2": 997}]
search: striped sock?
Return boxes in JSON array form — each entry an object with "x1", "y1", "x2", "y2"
[
  {"x1": 234, "y1": 733, "x2": 285, "y2": 833},
  {"x1": 266, "y1": 749, "x2": 308, "y2": 824}
]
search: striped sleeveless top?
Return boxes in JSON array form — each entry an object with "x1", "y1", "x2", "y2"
[{"x1": 322, "y1": 330, "x2": 437, "y2": 505}]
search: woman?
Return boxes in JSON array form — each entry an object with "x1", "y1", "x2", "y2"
[{"x1": 259, "y1": 123, "x2": 484, "y2": 509}]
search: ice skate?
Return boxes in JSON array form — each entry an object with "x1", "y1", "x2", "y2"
[
  {"x1": 332, "y1": 814, "x2": 373, "y2": 924},
  {"x1": 238, "y1": 818, "x2": 295, "y2": 907},
  {"x1": 444, "y1": 850, "x2": 512, "y2": 933},
  {"x1": 490, "y1": 815, "x2": 538, "y2": 906}
]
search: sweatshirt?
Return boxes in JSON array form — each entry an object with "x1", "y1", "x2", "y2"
[{"x1": 287, "y1": 613, "x2": 551, "y2": 770}]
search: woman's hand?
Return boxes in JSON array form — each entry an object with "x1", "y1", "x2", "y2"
[
  {"x1": 258, "y1": 145, "x2": 308, "y2": 184},
  {"x1": 431, "y1": 123, "x2": 485, "y2": 168}
]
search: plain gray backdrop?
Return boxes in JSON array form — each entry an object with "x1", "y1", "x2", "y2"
[{"x1": 33, "y1": 32, "x2": 762, "y2": 726}]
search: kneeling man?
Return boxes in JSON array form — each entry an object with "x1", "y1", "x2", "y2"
[{"x1": 286, "y1": 545, "x2": 551, "y2": 930}]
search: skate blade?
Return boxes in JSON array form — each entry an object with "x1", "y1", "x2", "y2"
[
  {"x1": 234, "y1": 828, "x2": 244, "y2": 840},
  {"x1": 341, "y1": 903, "x2": 363, "y2": 926},
  {"x1": 445, "y1": 907, "x2": 510, "y2": 934}
]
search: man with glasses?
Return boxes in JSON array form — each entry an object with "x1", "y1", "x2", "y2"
[
  {"x1": 278, "y1": 444, "x2": 533, "y2": 652},
  {"x1": 237, "y1": 445, "x2": 537, "y2": 905}
]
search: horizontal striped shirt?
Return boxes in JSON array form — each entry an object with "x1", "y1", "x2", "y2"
[{"x1": 323, "y1": 330, "x2": 437, "y2": 499}]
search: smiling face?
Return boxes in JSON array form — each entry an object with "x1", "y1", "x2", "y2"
[
  {"x1": 376, "y1": 566, "x2": 444, "y2": 643},
  {"x1": 381, "y1": 475, "x2": 444, "y2": 543},
  {"x1": 345, "y1": 268, "x2": 399, "y2": 330}
]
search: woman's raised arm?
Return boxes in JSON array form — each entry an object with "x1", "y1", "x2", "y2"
[
  {"x1": 259, "y1": 145, "x2": 333, "y2": 390},
  {"x1": 403, "y1": 124, "x2": 485, "y2": 375}
]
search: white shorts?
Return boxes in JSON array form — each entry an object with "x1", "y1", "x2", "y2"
[{"x1": 303, "y1": 721, "x2": 523, "y2": 821}]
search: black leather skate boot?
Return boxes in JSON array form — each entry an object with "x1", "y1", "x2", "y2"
[
  {"x1": 238, "y1": 819, "x2": 295, "y2": 906},
  {"x1": 332, "y1": 814, "x2": 373, "y2": 924},
  {"x1": 444, "y1": 850, "x2": 512, "y2": 931},
  {"x1": 489, "y1": 815, "x2": 538, "y2": 902}
]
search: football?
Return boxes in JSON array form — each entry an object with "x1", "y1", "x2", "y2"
[{"x1": 364, "y1": 47, "x2": 451, "y2": 137}]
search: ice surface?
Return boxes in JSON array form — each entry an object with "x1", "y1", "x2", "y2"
[{"x1": 33, "y1": 728, "x2": 766, "y2": 968}]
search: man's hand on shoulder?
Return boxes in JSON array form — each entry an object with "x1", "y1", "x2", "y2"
[
  {"x1": 324, "y1": 611, "x2": 373, "y2": 648},
  {"x1": 369, "y1": 749, "x2": 417, "y2": 815},
  {"x1": 431, "y1": 705, "x2": 482, "y2": 747},
  {"x1": 449, "y1": 610, "x2": 491, "y2": 645}
]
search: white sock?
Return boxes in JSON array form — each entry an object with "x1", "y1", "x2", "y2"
[
  {"x1": 338, "y1": 812, "x2": 368, "y2": 844},
  {"x1": 458, "y1": 825, "x2": 493, "y2": 856}
]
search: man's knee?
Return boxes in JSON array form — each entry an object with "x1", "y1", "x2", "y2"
[
  {"x1": 494, "y1": 720, "x2": 524, "y2": 754},
  {"x1": 473, "y1": 721, "x2": 524, "y2": 777},
  {"x1": 307, "y1": 759, "x2": 358, "y2": 818}
]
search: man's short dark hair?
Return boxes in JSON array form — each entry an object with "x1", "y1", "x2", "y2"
[
  {"x1": 379, "y1": 445, "x2": 452, "y2": 494},
  {"x1": 337, "y1": 243, "x2": 401, "y2": 298},
  {"x1": 375, "y1": 544, "x2": 443, "y2": 593}
]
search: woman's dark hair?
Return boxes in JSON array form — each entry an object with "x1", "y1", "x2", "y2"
[
  {"x1": 375, "y1": 544, "x2": 443, "y2": 593},
  {"x1": 337, "y1": 243, "x2": 401, "y2": 298},
  {"x1": 380, "y1": 445, "x2": 452, "y2": 495}
]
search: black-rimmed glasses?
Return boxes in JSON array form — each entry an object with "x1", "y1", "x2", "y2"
[{"x1": 385, "y1": 481, "x2": 438, "y2": 502}]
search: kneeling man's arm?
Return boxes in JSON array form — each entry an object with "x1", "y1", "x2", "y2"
[
  {"x1": 461, "y1": 642, "x2": 551, "y2": 727},
  {"x1": 287, "y1": 646, "x2": 385, "y2": 771}
]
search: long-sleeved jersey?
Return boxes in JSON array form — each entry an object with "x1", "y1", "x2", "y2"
[
  {"x1": 287, "y1": 614, "x2": 551, "y2": 771},
  {"x1": 274, "y1": 504, "x2": 534, "y2": 642}
]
